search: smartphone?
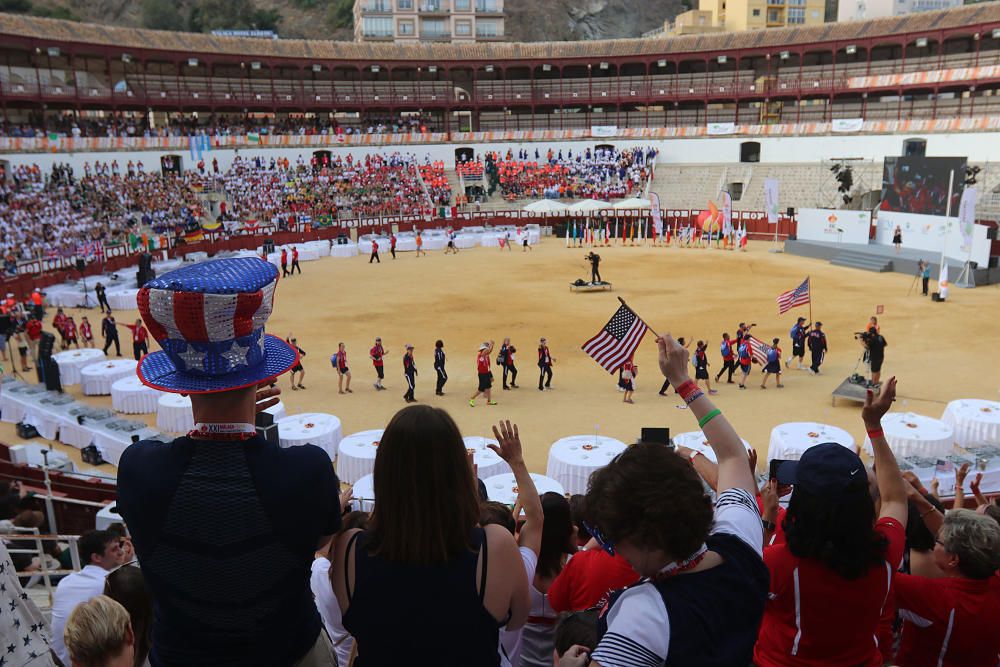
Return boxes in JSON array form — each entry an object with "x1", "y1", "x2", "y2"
[
  {"x1": 641, "y1": 427, "x2": 671, "y2": 447},
  {"x1": 769, "y1": 459, "x2": 794, "y2": 481}
]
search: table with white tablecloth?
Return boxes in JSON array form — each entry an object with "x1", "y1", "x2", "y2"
[
  {"x1": 671, "y1": 431, "x2": 754, "y2": 464},
  {"x1": 21, "y1": 392, "x2": 79, "y2": 440},
  {"x1": 461, "y1": 436, "x2": 509, "y2": 478},
  {"x1": 335, "y1": 429, "x2": 384, "y2": 483},
  {"x1": 276, "y1": 412, "x2": 342, "y2": 459},
  {"x1": 484, "y1": 473, "x2": 566, "y2": 506},
  {"x1": 350, "y1": 473, "x2": 376, "y2": 511},
  {"x1": 863, "y1": 412, "x2": 954, "y2": 458},
  {"x1": 393, "y1": 235, "x2": 418, "y2": 252},
  {"x1": 184, "y1": 251, "x2": 210, "y2": 263},
  {"x1": 453, "y1": 233, "x2": 481, "y2": 249},
  {"x1": 479, "y1": 232, "x2": 503, "y2": 247},
  {"x1": 45, "y1": 283, "x2": 97, "y2": 308},
  {"x1": 57, "y1": 406, "x2": 117, "y2": 449},
  {"x1": 106, "y1": 289, "x2": 140, "y2": 312},
  {"x1": 329, "y1": 243, "x2": 359, "y2": 258},
  {"x1": 81, "y1": 360, "x2": 138, "y2": 396},
  {"x1": 0, "y1": 381, "x2": 44, "y2": 424},
  {"x1": 941, "y1": 400, "x2": 1000, "y2": 449},
  {"x1": 546, "y1": 435, "x2": 628, "y2": 495},
  {"x1": 53, "y1": 349, "x2": 106, "y2": 385},
  {"x1": 90, "y1": 420, "x2": 167, "y2": 466},
  {"x1": 768, "y1": 422, "x2": 856, "y2": 463},
  {"x1": 418, "y1": 234, "x2": 448, "y2": 251},
  {"x1": 302, "y1": 240, "x2": 331, "y2": 257},
  {"x1": 263, "y1": 400, "x2": 287, "y2": 421},
  {"x1": 156, "y1": 394, "x2": 195, "y2": 433},
  {"x1": 111, "y1": 376, "x2": 160, "y2": 414},
  {"x1": 357, "y1": 238, "x2": 391, "y2": 255}
]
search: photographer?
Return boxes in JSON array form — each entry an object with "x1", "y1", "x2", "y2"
[
  {"x1": 857, "y1": 329, "x2": 887, "y2": 387},
  {"x1": 585, "y1": 252, "x2": 601, "y2": 284}
]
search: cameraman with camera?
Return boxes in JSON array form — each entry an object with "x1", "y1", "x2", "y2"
[
  {"x1": 585, "y1": 252, "x2": 601, "y2": 284},
  {"x1": 856, "y1": 327, "x2": 887, "y2": 387}
]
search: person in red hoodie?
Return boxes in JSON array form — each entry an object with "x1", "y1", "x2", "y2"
[{"x1": 891, "y1": 507, "x2": 1000, "y2": 667}]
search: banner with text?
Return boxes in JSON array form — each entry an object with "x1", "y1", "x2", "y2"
[
  {"x1": 831, "y1": 118, "x2": 865, "y2": 133},
  {"x1": 706, "y1": 122, "x2": 736, "y2": 136},
  {"x1": 764, "y1": 178, "x2": 780, "y2": 224},
  {"x1": 957, "y1": 187, "x2": 978, "y2": 253},
  {"x1": 590, "y1": 126, "x2": 619, "y2": 138},
  {"x1": 796, "y1": 208, "x2": 872, "y2": 245}
]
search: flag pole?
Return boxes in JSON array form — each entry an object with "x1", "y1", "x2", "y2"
[
  {"x1": 617, "y1": 296, "x2": 660, "y2": 338},
  {"x1": 807, "y1": 276, "x2": 812, "y2": 324}
]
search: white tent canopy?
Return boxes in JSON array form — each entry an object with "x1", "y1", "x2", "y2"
[
  {"x1": 523, "y1": 199, "x2": 569, "y2": 213},
  {"x1": 613, "y1": 197, "x2": 652, "y2": 209},
  {"x1": 568, "y1": 199, "x2": 613, "y2": 212}
]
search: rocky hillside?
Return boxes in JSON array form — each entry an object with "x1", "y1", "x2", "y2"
[{"x1": 1, "y1": 0, "x2": 685, "y2": 41}]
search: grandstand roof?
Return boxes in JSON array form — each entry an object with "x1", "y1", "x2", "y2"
[{"x1": 1, "y1": 4, "x2": 999, "y2": 64}]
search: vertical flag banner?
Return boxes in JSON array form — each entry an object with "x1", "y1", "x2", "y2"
[
  {"x1": 958, "y1": 187, "x2": 978, "y2": 252},
  {"x1": 764, "y1": 178, "x2": 780, "y2": 224},
  {"x1": 721, "y1": 190, "x2": 733, "y2": 237},
  {"x1": 651, "y1": 193, "x2": 664, "y2": 240}
]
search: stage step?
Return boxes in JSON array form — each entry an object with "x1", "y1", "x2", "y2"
[{"x1": 830, "y1": 250, "x2": 894, "y2": 273}]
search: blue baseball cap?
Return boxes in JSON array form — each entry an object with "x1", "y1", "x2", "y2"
[{"x1": 775, "y1": 443, "x2": 866, "y2": 498}]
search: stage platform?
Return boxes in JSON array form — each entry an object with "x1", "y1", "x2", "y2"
[
  {"x1": 831, "y1": 376, "x2": 872, "y2": 407},
  {"x1": 784, "y1": 240, "x2": 999, "y2": 286},
  {"x1": 570, "y1": 281, "x2": 613, "y2": 292}
]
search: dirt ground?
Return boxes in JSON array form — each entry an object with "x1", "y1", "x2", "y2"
[{"x1": 3, "y1": 237, "x2": 997, "y2": 479}]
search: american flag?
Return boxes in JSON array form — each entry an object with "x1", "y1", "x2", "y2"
[
  {"x1": 746, "y1": 335, "x2": 770, "y2": 366},
  {"x1": 776, "y1": 277, "x2": 811, "y2": 315},
  {"x1": 581, "y1": 304, "x2": 649, "y2": 373}
]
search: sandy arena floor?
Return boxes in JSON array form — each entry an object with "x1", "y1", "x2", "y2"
[{"x1": 3, "y1": 238, "x2": 997, "y2": 479}]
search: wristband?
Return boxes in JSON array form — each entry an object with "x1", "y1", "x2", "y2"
[
  {"x1": 684, "y1": 390, "x2": 704, "y2": 405},
  {"x1": 698, "y1": 408, "x2": 722, "y2": 429},
  {"x1": 867, "y1": 428, "x2": 885, "y2": 440},
  {"x1": 675, "y1": 379, "x2": 698, "y2": 400},
  {"x1": 688, "y1": 449, "x2": 700, "y2": 463},
  {"x1": 762, "y1": 520, "x2": 777, "y2": 532}
]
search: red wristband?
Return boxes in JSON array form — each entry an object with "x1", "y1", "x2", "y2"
[
  {"x1": 675, "y1": 380, "x2": 698, "y2": 400},
  {"x1": 867, "y1": 428, "x2": 884, "y2": 440}
]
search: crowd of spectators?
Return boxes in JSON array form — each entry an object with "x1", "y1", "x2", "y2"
[
  {"x1": 0, "y1": 112, "x2": 440, "y2": 140},
  {"x1": 458, "y1": 146, "x2": 657, "y2": 202},
  {"x1": 0, "y1": 161, "x2": 204, "y2": 269}
]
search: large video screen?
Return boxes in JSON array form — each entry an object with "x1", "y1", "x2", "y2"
[{"x1": 880, "y1": 156, "x2": 966, "y2": 217}]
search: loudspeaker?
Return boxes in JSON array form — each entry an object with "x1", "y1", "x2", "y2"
[
  {"x1": 263, "y1": 238, "x2": 276, "y2": 254},
  {"x1": 16, "y1": 422, "x2": 39, "y2": 439},
  {"x1": 256, "y1": 422, "x2": 279, "y2": 446},
  {"x1": 42, "y1": 358, "x2": 62, "y2": 392},
  {"x1": 75, "y1": 258, "x2": 85, "y2": 272},
  {"x1": 786, "y1": 207, "x2": 795, "y2": 217},
  {"x1": 38, "y1": 332, "x2": 55, "y2": 359},
  {"x1": 81, "y1": 445, "x2": 105, "y2": 465}
]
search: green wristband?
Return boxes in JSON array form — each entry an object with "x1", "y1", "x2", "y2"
[{"x1": 698, "y1": 408, "x2": 722, "y2": 429}]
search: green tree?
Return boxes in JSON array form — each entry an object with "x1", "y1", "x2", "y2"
[
  {"x1": 326, "y1": 0, "x2": 354, "y2": 29},
  {"x1": 142, "y1": 0, "x2": 186, "y2": 30}
]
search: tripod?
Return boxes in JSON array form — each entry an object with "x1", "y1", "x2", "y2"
[{"x1": 906, "y1": 270, "x2": 920, "y2": 297}]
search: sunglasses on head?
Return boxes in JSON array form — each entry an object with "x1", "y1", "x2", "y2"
[{"x1": 583, "y1": 521, "x2": 615, "y2": 557}]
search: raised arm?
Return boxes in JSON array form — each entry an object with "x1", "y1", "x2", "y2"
[
  {"x1": 862, "y1": 377, "x2": 908, "y2": 525},
  {"x1": 657, "y1": 334, "x2": 756, "y2": 495},
  {"x1": 490, "y1": 420, "x2": 543, "y2": 556}
]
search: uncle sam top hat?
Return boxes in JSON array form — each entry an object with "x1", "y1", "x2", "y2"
[{"x1": 136, "y1": 257, "x2": 298, "y2": 393}]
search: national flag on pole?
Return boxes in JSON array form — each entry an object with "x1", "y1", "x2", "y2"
[
  {"x1": 746, "y1": 335, "x2": 770, "y2": 366},
  {"x1": 776, "y1": 277, "x2": 811, "y2": 315},
  {"x1": 934, "y1": 459, "x2": 954, "y2": 476},
  {"x1": 581, "y1": 304, "x2": 650, "y2": 373}
]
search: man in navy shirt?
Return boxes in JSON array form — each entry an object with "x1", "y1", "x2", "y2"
[
  {"x1": 117, "y1": 258, "x2": 341, "y2": 667},
  {"x1": 807, "y1": 321, "x2": 828, "y2": 375},
  {"x1": 785, "y1": 317, "x2": 810, "y2": 370}
]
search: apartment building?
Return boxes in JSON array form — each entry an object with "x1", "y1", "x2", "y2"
[
  {"x1": 837, "y1": 0, "x2": 962, "y2": 23},
  {"x1": 669, "y1": 0, "x2": 825, "y2": 34},
  {"x1": 353, "y1": 0, "x2": 505, "y2": 42}
]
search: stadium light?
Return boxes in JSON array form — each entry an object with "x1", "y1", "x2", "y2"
[
  {"x1": 915, "y1": 37, "x2": 928, "y2": 48},
  {"x1": 188, "y1": 58, "x2": 199, "y2": 66},
  {"x1": 46, "y1": 47, "x2": 60, "y2": 57},
  {"x1": 779, "y1": 51, "x2": 790, "y2": 59},
  {"x1": 121, "y1": 53, "x2": 132, "y2": 63},
  {"x1": 428, "y1": 65, "x2": 437, "y2": 72},
  {"x1": 484, "y1": 64, "x2": 494, "y2": 72},
  {"x1": 657, "y1": 59, "x2": 666, "y2": 67},
  {"x1": 312, "y1": 64, "x2": 322, "y2": 72},
  {"x1": 371, "y1": 65, "x2": 380, "y2": 72},
  {"x1": 599, "y1": 62, "x2": 609, "y2": 69},
  {"x1": 717, "y1": 55, "x2": 727, "y2": 64},
  {"x1": 845, "y1": 45, "x2": 857, "y2": 55},
  {"x1": 250, "y1": 61, "x2": 261, "y2": 70},
  {"x1": 993, "y1": 28, "x2": 1000, "y2": 39},
  {"x1": 542, "y1": 63, "x2": 551, "y2": 71}
]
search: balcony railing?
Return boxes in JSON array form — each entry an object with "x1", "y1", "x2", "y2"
[{"x1": 362, "y1": 3, "x2": 394, "y2": 12}]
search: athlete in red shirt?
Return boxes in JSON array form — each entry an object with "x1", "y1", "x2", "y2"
[
  {"x1": 369, "y1": 337, "x2": 386, "y2": 390},
  {"x1": 335, "y1": 342, "x2": 352, "y2": 394},
  {"x1": 549, "y1": 548, "x2": 639, "y2": 613},
  {"x1": 63, "y1": 316, "x2": 79, "y2": 349},
  {"x1": 79, "y1": 317, "x2": 94, "y2": 348},
  {"x1": 290, "y1": 247, "x2": 301, "y2": 275},
  {"x1": 469, "y1": 340, "x2": 495, "y2": 407},
  {"x1": 620, "y1": 357, "x2": 637, "y2": 404},
  {"x1": 121, "y1": 319, "x2": 150, "y2": 361}
]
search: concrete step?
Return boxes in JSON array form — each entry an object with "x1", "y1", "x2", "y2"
[{"x1": 830, "y1": 252, "x2": 894, "y2": 273}]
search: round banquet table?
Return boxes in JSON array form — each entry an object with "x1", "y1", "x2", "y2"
[
  {"x1": 302, "y1": 240, "x2": 331, "y2": 256},
  {"x1": 329, "y1": 243, "x2": 359, "y2": 258},
  {"x1": 941, "y1": 399, "x2": 1000, "y2": 449},
  {"x1": 545, "y1": 435, "x2": 628, "y2": 495},
  {"x1": 671, "y1": 431, "x2": 754, "y2": 463},
  {"x1": 463, "y1": 436, "x2": 508, "y2": 478},
  {"x1": 80, "y1": 359, "x2": 138, "y2": 396},
  {"x1": 111, "y1": 376, "x2": 159, "y2": 414},
  {"x1": 263, "y1": 400, "x2": 287, "y2": 421},
  {"x1": 106, "y1": 289, "x2": 139, "y2": 312},
  {"x1": 156, "y1": 394, "x2": 195, "y2": 433},
  {"x1": 53, "y1": 349, "x2": 106, "y2": 385},
  {"x1": 454, "y1": 233, "x2": 481, "y2": 249},
  {"x1": 863, "y1": 412, "x2": 954, "y2": 458},
  {"x1": 336, "y1": 429, "x2": 384, "y2": 483},
  {"x1": 768, "y1": 422, "x2": 856, "y2": 464},
  {"x1": 350, "y1": 473, "x2": 376, "y2": 511},
  {"x1": 484, "y1": 473, "x2": 565, "y2": 506},
  {"x1": 276, "y1": 413, "x2": 342, "y2": 459}
]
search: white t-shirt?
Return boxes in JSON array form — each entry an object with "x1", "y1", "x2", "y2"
[
  {"x1": 310, "y1": 557, "x2": 354, "y2": 667},
  {"x1": 589, "y1": 488, "x2": 763, "y2": 667},
  {"x1": 498, "y1": 546, "x2": 538, "y2": 667}
]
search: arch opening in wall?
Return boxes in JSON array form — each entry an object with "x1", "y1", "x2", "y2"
[{"x1": 903, "y1": 138, "x2": 927, "y2": 157}]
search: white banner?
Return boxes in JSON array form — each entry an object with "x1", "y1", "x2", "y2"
[
  {"x1": 958, "y1": 187, "x2": 978, "y2": 253},
  {"x1": 764, "y1": 178, "x2": 780, "y2": 224},
  {"x1": 721, "y1": 190, "x2": 733, "y2": 236},
  {"x1": 796, "y1": 208, "x2": 872, "y2": 245},
  {"x1": 876, "y1": 210, "x2": 990, "y2": 267},
  {"x1": 831, "y1": 118, "x2": 865, "y2": 133},
  {"x1": 591, "y1": 125, "x2": 619, "y2": 138},
  {"x1": 706, "y1": 122, "x2": 736, "y2": 136},
  {"x1": 650, "y1": 193, "x2": 663, "y2": 237}
]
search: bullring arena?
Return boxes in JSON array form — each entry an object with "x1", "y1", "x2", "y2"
[{"x1": 3, "y1": 4, "x2": 1000, "y2": 664}]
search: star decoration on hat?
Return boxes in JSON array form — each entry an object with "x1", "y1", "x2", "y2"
[
  {"x1": 221, "y1": 340, "x2": 251, "y2": 370},
  {"x1": 177, "y1": 344, "x2": 206, "y2": 373}
]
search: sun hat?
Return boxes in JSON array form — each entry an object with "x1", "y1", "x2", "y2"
[
  {"x1": 135, "y1": 257, "x2": 298, "y2": 394},
  {"x1": 775, "y1": 443, "x2": 866, "y2": 498},
  {"x1": 479, "y1": 343, "x2": 490, "y2": 350},
  {"x1": 405, "y1": 343, "x2": 414, "y2": 349}
]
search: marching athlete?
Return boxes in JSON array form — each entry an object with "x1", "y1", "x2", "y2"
[
  {"x1": 403, "y1": 344, "x2": 417, "y2": 402},
  {"x1": 470, "y1": 341, "x2": 496, "y2": 407},
  {"x1": 370, "y1": 336, "x2": 386, "y2": 390}
]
